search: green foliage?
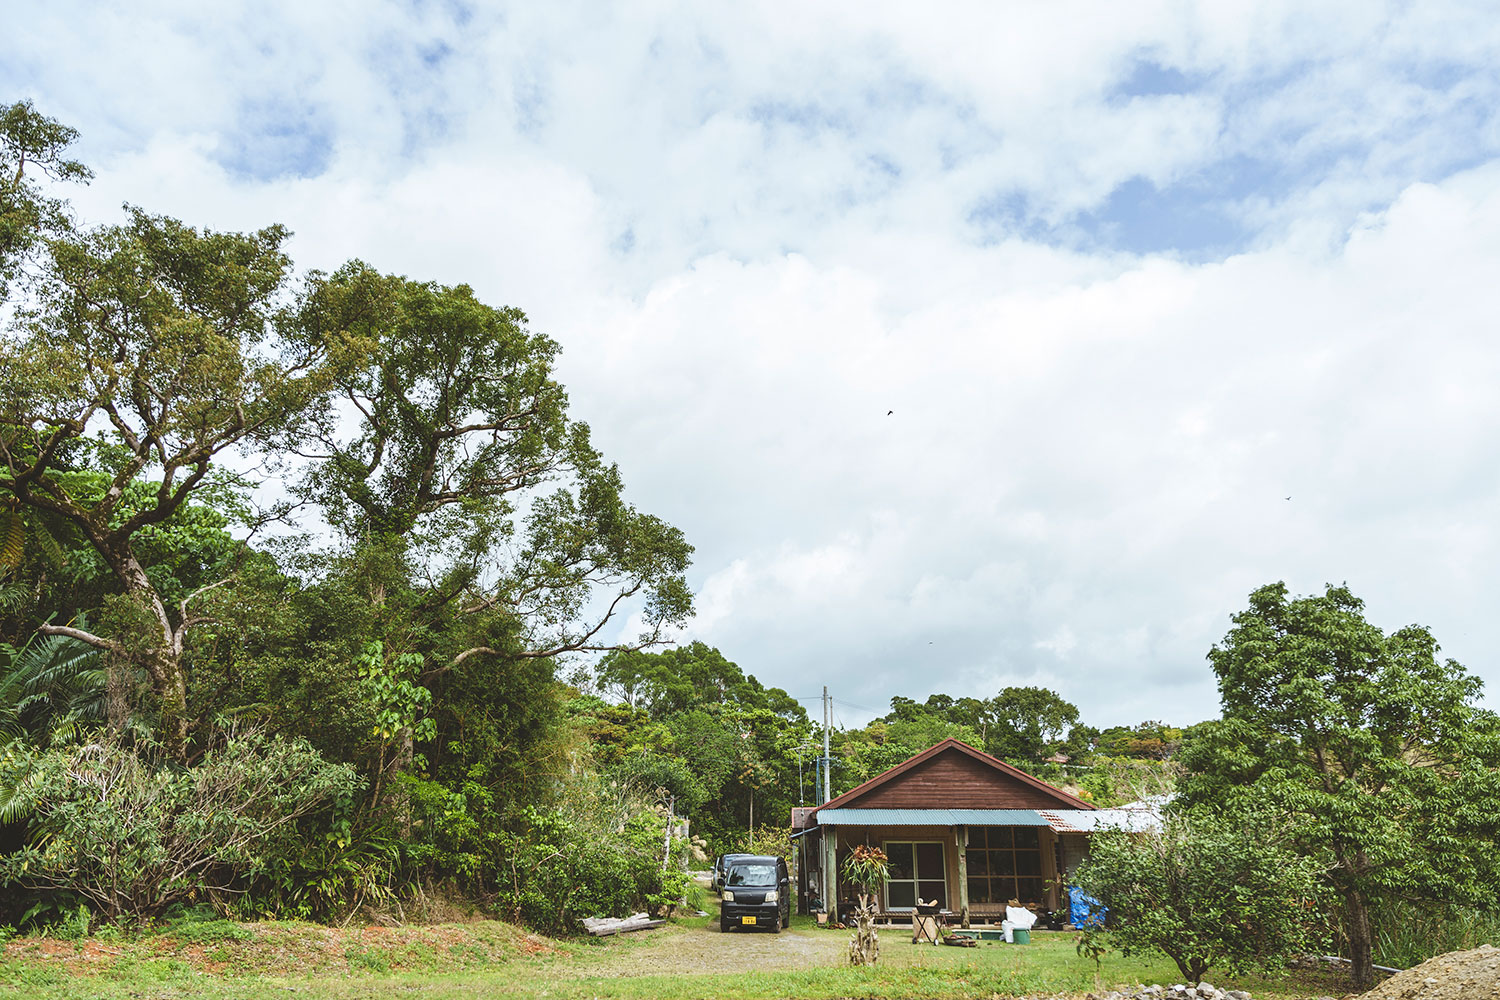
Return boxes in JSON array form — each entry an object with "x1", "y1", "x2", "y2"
[
  {"x1": 596, "y1": 642, "x2": 806, "y2": 722},
  {"x1": 0, "y1": 197, "x2": 363, "y2": 747},
  {"x1": 1094, "y1": 721, "x2": 1182, "y2": 760},
  {"x1": 1177, "y1": 582, "x2": 1500, "y2": 988},
  {"x1": 0, "y1": 729, "x2": 361, "y2": 921},
  {"x1": 0, "y1": 626, "x2": 104, "y2": 748},
  {"x1": 746, "y1": 825, "x2": 792, "y2": 860},
  {"x1": 0, "y1": 103, "x2": 704, "y2": 940},
  {"x1": 1074, "y1": 808, "x2": 1328, "y2": 983},
  {"x1": 1365, "y1": 899, "x2": 1500, "y2": 969},
  {"x1": 251, "y1": 824, "x2": 402, "y2": 922},
  {"x1": 355, "y1": 641, "x2": 434, "y2": 743},
  {"x1": 492, "y1": 806, "x2": 690, "y2": 933},
  {"x1": 872, "y1": 687, "x2": 1082, "y2": 765},
  {"x1": 0, "y1": 100, "x2": 90, "y2": 295},
  {"x1": 17, "y1": 897, "x2": 93, "y2": 939},
  {"x1": 841, "y1": 844, "x2": 890, "y2": 896}
]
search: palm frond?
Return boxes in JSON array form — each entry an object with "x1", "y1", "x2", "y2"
[
  {"x1": 0, "y1": 740, "x2": 36, "y2": 824},
  {"x1": 0, "y1": 624, "x2": 106, "y2": 743},
  {"x1": 0, "y1": 511, "x2": 23, "y2": 572},
  {"x1": 0, "y1": 580, "x2": 30, "y2": 616}
]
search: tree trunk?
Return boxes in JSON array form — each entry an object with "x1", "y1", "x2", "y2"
[
  {"x1": 848, "y1": 892, "x2": 880, "y2": 965},
  {"x1": 1346, "y1": 888, "x2": 1374, "y2": 989},
  {"x1": 104, "y1": 537, "x2": 191, "y2": 754}
]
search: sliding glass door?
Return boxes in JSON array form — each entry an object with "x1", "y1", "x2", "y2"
[{"x1": 883, "y1": 841, "x2": 947, "y2": 910}]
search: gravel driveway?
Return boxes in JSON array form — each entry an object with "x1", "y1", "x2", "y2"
[{"x1": 564, "y1": 917, "x2": 840, "y2": 977}]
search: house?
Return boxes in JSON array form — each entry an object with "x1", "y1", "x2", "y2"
[{"x1": 791, "y1": 737, "x2": 1118, "y2": 927}]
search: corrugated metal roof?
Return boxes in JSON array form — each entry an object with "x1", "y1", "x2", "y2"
[
  {"x1": 1039, "y1": 807, "x2": 1164, "y2": 833},
  {"x1": 816, "y1": 808, "x2": 1049, "y2": 826}
]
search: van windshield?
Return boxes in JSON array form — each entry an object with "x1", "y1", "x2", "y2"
[{"x1": 726, "y1": 864, "x2": 777, "y2": 887}]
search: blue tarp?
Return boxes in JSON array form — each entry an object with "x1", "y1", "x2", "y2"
[{"x1": 1069, "y1": 887, "x2": 1106, "y2": 928}]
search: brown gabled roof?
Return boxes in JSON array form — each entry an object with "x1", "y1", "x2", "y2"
[{"x1": 808, "y1": 737, "x2": 1095, "y2": 818}]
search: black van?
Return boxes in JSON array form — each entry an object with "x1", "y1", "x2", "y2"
[
  {"x1": 718, "y1": 855, "x2": 790, "y2": 932},
  {"x1": 710, "y1": 852, "x2": 755, "y2": 892}
]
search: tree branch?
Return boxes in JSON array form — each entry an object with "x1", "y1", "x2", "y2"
[{"x1": 37, "y1": 623, "x2": 125, "y2": 655}]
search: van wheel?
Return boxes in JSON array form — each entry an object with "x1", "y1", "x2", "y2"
[
  {"x1": 720, "y1": 918, "x2": 732, "y2": 933},
  {"x1": 769, "y1": 918, "x2": 780, "y2": 934}
]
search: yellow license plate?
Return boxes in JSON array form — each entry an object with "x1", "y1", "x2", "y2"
[{"x1": 741, "y1": 916, "x2": 757, "y2": 925}]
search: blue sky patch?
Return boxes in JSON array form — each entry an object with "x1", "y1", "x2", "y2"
[
  {"x1": 1112, "y1": 57, "x2": 1205, "y2": 100},
  {"x1": 213, "y1": 100, "x2": 333, "y2": 181}
]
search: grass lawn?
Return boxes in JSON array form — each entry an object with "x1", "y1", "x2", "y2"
[{"x1": 0, "y1": 906, "x2": 1358, "y2": 999}]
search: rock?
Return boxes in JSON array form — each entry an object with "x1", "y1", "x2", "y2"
[{"x1": 1355, "y1": 944, "x2": 1499, "y2": 1000}]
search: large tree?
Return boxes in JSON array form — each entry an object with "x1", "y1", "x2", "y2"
[
  {"x1": 0, "y1": 100, "x2": 89, "y2": 295},
  {"x1": 0, "y1": 197, "x2": 357, "y2": 749},
  {"x1": 1177, "y1": 582, "x2": 1500, "y2": 988},
  {"x1": 291, "y1": 262, "x2": 693, "y2": 668}
]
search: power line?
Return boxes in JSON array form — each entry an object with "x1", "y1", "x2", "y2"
[{"x1": 831, "y1": 696, "x2": 880, "y2": 714}]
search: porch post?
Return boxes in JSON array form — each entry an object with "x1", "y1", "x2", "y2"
[
  {"x1": 822, "y1": 827, "x2": 838, "y2": 918},
  {"x1": 956, "y1": 824, "x2": 970, "y2": 928}
]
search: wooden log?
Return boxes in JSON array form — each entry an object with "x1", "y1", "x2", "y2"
[{"x1": 582, "y1": 914, "x2": 667, "y2": 937}]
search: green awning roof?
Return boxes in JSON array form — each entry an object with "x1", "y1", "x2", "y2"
[{"x1": 815, "y1": 808, "x2": 1048, "y2": 826}]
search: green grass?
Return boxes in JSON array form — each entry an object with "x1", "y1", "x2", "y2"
[{"x1": 0, "y1": 906, "x2": 1357, "y2": 1000}]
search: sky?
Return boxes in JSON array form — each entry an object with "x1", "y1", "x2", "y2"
[{"x1": 6, "y1": 1, "x2": 1500, "y2": 729}]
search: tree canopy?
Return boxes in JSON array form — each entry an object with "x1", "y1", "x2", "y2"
[
  {"x1": 1177, "y1": 582, "x2": 1500, "y2": 988},
  {"x1": 0, "y1": 101, "x2": 699, "y2": 928}
]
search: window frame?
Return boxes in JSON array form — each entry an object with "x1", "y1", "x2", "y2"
[
  {"x1": 881, "y1": 839, "x2": 948, "y2": 912},
  {"x1": 964, "y1": 826, "x2": 1046, "y2": 907}
]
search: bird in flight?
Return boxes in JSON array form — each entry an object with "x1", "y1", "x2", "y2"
[{"x1": 887, "y1": 410, "x2": 893, "y2": 415}]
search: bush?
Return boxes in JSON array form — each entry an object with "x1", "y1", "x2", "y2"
[
  {"x1": 1074, "y1": 807, "x2": 1327, "y2": 982},
  {"x1": 492, "y1": 807, "x2": 689, "y2": 934},
  {"x1": 0, "y1": 729, "x2": 361, "y2": 922}
]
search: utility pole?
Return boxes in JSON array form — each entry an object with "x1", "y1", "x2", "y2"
[
  {"x1": 821, "y1": 685, "x2": 836, "y2": 918},
  {"x1": 822, "y1": 685, "x2": 831, "y2": 803}
]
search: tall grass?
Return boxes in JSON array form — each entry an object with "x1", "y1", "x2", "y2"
[{"x1": 1365, "y1": 900, "x2": 1500, "y2": 969}]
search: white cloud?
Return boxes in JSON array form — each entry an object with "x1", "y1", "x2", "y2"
[{"x1": 6, "y1": 1, "x2": 1500, "y2": 728}]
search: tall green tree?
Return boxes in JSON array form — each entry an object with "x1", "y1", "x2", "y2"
[
  {"x1": 292, "y1": 263, "x2": 693, "y2": 668},
  {"x1": 1178, "y1": 582, "x2": 1500, "y2": 988},
  {"x1": 282, "y1": 263, "x2": 695, "y2": 825},
  {"x1": 0, "y1": 205, "x2": 359, "y2": 750},
  {"x1": 874, "y1": 686, "x2": 1081, "y2": 763},
  {"x1": 595, "y1": 641, "x2": 802, "y2": 720},
  {"x1": 0, "y1": 100, "x2": 90, "y2": 294},
  {"x1": 984, "y1": 685, "x2": 1081, "y2": 762}
]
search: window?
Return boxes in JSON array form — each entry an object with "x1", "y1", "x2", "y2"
[
  {"x1": 965, "y1": 827, "x2": 1045, "y2": 906},
  {"x1": 726, "y1": 864, "x2": 778, "y2": 887},
  {"x1": 883, "y1": 841, "x2": 946, "y2": 910}
]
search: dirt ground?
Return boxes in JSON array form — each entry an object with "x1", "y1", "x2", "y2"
[
  {"x1": 1349, "y1": 944, "x2": 1500, "y2": 1000},
  {"x1": 561, "y1": 916, "x2": 842, "y2": 976}
]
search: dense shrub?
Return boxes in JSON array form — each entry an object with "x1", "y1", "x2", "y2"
[
  {"x1": 493, "y1": 807, "x2": 689, "y2": 933},
  {"x1": 0, "y1": 730, "x2": 360, "y2": 921},
  {"x1": 1073, "y1": 808, "x2": 1327, "y2": 982}
]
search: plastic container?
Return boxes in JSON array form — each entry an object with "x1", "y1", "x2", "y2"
[{"x1": 1011, "y1": 928, "x2": 1031, "y2": 945}]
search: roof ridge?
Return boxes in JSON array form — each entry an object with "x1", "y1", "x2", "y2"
[{"x1": 808, "y1": 737, "x2": 1095, "y2": 817}]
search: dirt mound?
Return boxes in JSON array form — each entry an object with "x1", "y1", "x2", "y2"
[{"x1": 1351, "y1": 945, "x2": 1500, "y2": 1000}]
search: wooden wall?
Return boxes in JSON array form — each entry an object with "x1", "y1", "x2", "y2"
[{"x1": 850, "y1": 751, "x2": 1076, "y2": 809}]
